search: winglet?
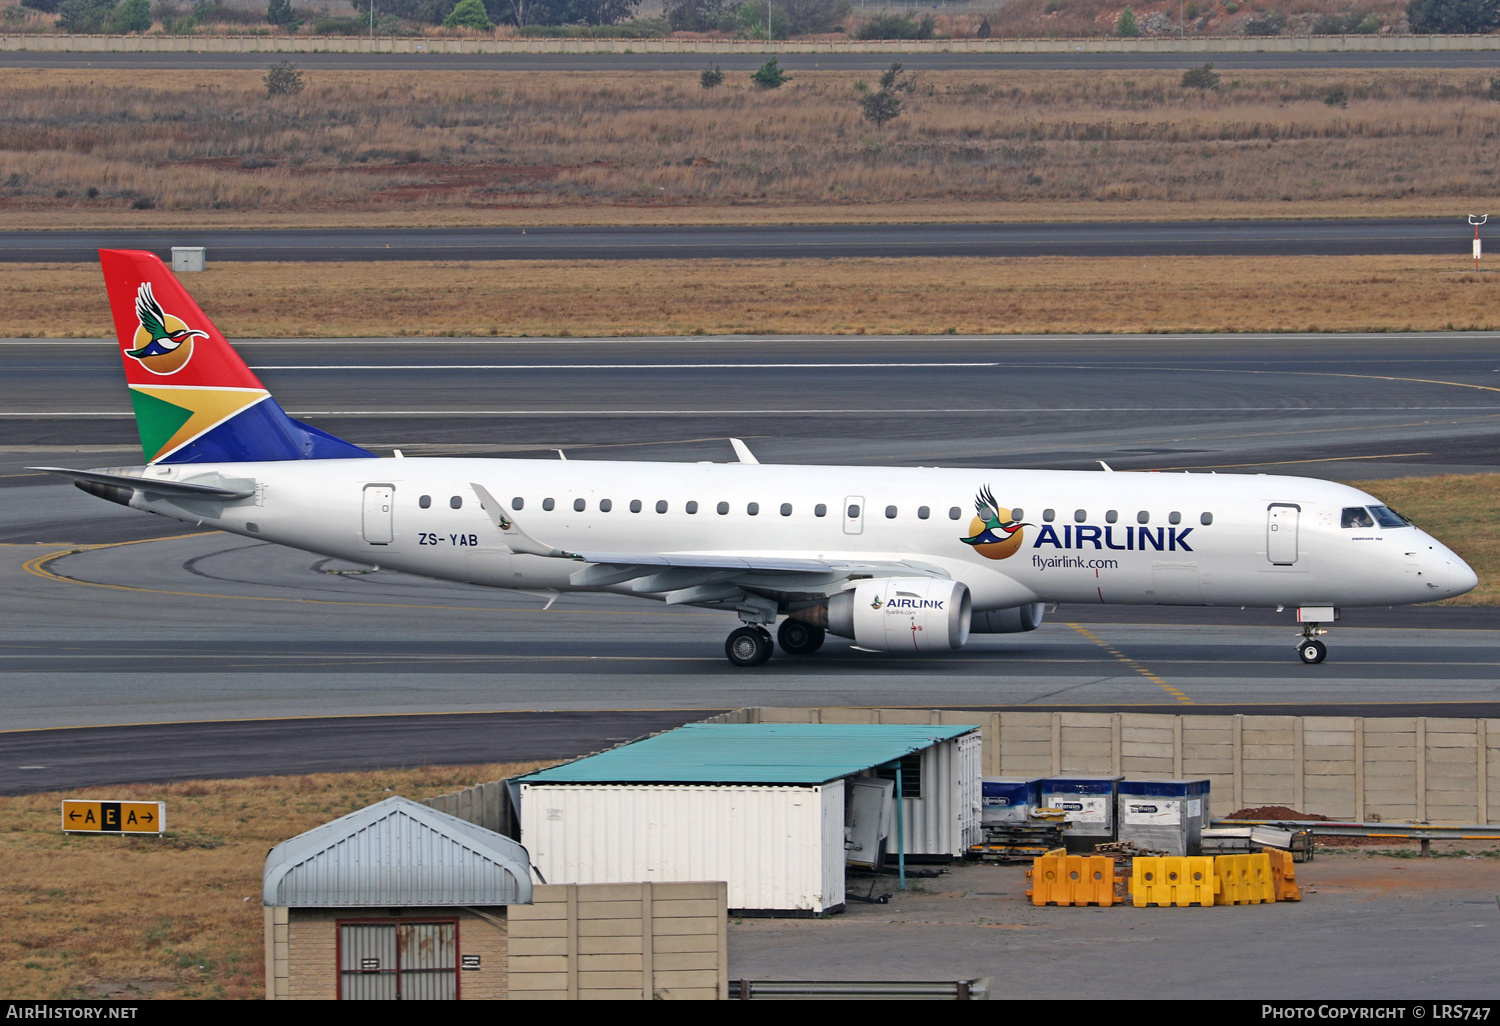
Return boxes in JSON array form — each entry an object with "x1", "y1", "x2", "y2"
[
  {"x1": 730, "y1": 438, "x2": 759, "y2": 464},
  {"x1": 470, "y1": 482, "x2": 575, "y2": 558}
]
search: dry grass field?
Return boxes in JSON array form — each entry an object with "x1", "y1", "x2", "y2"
[
  {"x1": 0, "y1": 761, "x2": 545, "y2": 1000},
  {"x1": 6, "y1": 254, "x2": 1500, "y2": 337},
  {"x1": 4, "y1": 67, "x2": 1500, "y2": 226},
  {"x1": 1355, "y1": 474, "x2": 1500, "y2": 606}
]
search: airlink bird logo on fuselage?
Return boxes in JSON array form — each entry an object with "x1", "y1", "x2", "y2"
[
  {"x1": 960, "y1": 484, "x2": 1029, "y2": 560},
  {"x1": 124, "y1": 282, "x2": 206, "y2": 376}
]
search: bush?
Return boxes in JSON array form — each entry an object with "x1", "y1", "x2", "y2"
[
  {"x1": 1408, "y1": 0, "x2": 1500, "y2": 31},
  {"x1": 728, "y1": 0, "x2": 787, "y2": 37},
  {"x1": 267, "y1": 0, "x2": 295, "y2": 25},
  {"x1": 310, "y1": 14, "x2": 363, "y2": 31},
  {"x1": 111, "y1": 0, "x2": 151, "y2": 30},
  {"x1": 349, "y1": 0, "x2": 455, "y2": 22},
  {"x1": 20, "y1": 0, "x2": 61, "y2": 12},
  {"x1": 1244, "y1": 10, "x2": 1286, "y2": 34},
  {"x1": 855, "y1": 12, "x2": 933, "y2": 38},
  {"x1": 1489, "y1": 73, "x2": 1500, "y2": 100},
  {"x1": 1116, "y1": 5, "x2": 1138, "y2": 35},
  {"x1": 264, "y1": 60, "x2": 304, "y2": 95},
  {"x1": 1324, "y1": 84, "x2": 1348, "y2": 107},
  {"x1": 700, "y1": 62, "x2": 723, "y2": 89},
  {"x1": 780, "y1": 0, "x2": 848, "y2": 34},
  {"x1": 860, "y1": 88, "x2": 901, "y2": 129},
  {"x1": 444, "y1": 0, "x2": 492, "y2": 27},
  {"x1": 131, "y1": 196, "x2": 155, "y2": 209},
  {"x1": 666, "y1": 0, "x2": 722, "y2": 30},
  {"x1": 1181, "y1": 62, "x2": 1220, "y2": 89},
  {"x1": 975, "y1": 14, "x2": 990, "y2": 36},
  {"x1": 751, "y1": 55, "x2": 788, "y2": 89},
  {"x1": 58, "y1": 0, "x2": 117, "y2": 32}
]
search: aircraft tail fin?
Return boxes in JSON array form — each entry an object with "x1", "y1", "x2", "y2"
[{"x1": 98, "y1": 249, "x2": 374, "y2": 465}]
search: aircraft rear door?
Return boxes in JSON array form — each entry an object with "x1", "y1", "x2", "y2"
[
  {"x1": 843, "y1": 495, "x2": 865, "y2": 535},
  {"x1": 1266, "y1": 503, "x2": 1300, "y2": 566},
  {"x1": 363, "y1": 484, "x2": 394, "y2": 545}
]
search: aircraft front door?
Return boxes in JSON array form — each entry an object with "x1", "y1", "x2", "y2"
[
  {"x1": 1266, "y1": 503, "x2": 1300, "y2": 566},
  {"x1": 843, "y1": 495, "x2": 865, "y2": 535},
  {"x1": 363, "y1": 484, "x2": 394, "y2": 545}
]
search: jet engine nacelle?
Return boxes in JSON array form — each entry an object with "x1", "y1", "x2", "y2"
[
  {"x1": 825, "y1": 578, "x2": 972, "y2": 652},
  {"x1": 970, "y1": 602, "x2": 1047, "y2": 634}
]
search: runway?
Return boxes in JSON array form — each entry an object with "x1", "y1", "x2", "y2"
[
  {"x1": 0, "y1": 220, "x2": 1477, "y2": 262},
  {"x1": 4, "y1": 50, "x2": 1498, "y2": 72},
  {"x1": 4, "y1": 332, "x2": 1499, "y2": 789}
]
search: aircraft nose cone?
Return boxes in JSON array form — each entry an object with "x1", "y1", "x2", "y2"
[{"x1": 1449, "y1": 558, "x2": 1480, "y2": 597}]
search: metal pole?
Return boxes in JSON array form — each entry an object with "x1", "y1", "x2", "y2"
[{"x1": 895, "y1": 763, "x2": 905, "y2": 890}]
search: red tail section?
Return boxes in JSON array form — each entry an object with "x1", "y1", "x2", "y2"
[{"x1": 99, "y1": 249, "x2": 266, "y2": 390}]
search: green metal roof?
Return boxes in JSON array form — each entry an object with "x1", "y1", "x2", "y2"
[{"x1": 519, "y1": 723, "x2": 981, "y2": 786}]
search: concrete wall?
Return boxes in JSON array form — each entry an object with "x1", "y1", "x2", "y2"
[
  {"x1": 263, "y1": 905, "x2": 509, "y2": 1000},
  {"x1": 710, "y1": 708, "x2": 1500, "y2": 825},
  {"x1": 508, "y1": 881, "x2": 728, "y2": 1000},
  {"x1": 5, "y1": 33, "x2": 1500, "y2": 54},
  {"x1": 423, "y1": 779, "x2": 515, "y2": 838}
]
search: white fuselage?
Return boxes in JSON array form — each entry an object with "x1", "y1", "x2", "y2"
[{"x1": 120, "y1": 457, "x2": 1476, "y2": 611}]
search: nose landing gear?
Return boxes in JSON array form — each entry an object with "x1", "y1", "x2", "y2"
[{"x1": 1298, "y1": 625, "x2": 1329, "y2": 664}]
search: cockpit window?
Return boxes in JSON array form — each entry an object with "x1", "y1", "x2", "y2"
[
  {"x1": 1368, "y1": 505, "x2": 1409, "y2": 528},
  {"x1": 1341, "y1": 507, "x2": 1375, "y2": 529}
]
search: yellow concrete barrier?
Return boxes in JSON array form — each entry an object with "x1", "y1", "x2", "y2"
[
  {"x1": 1214, "y1": 852, "x2": 1276, "y2": 905},
  {"x1": 1026, "y1": 854, "x2": 1118, "y2": 907},
  {"x1": 1264, "y1": 848, "x2": 1302, "y2": 902},
  {"x1": 1130, "y1": 856, "x2": 1218, "y2": 907}
]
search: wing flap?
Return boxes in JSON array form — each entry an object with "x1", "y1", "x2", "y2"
[{"x1": 30, "y1": 466, "x2": 255, "y2": 500}]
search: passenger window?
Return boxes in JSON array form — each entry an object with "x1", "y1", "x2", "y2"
[
  {"x1": 848, "y1": 504, "x2": 861, "y2": 519},
  {"x1": 885, "y1": 505, "x2": 898, "y2": 519},
  {"x1": 599, "y1": 498, "x2": 613, "y2": 512},
  {"x1": 1169, "y1": 511, "x2": 1182, "y2": 525},
  {"x1": 511, "y1": 497, "x2": 524, "y2": 511},
  {"x1": 543, "y1": 497, "x2": 555, "y2": 511},
  {"x1": 816, "y1": 504, "x2": 828, "y2": 518},
  {"x1": 717, "y1": 501, "x2": 729, "y2": 515},
  {"x1": 573, "y1": 498, "x2": 586, "y2": 512},
  {"x1": 1137, "y1": 511, "x2": 1150, "y2": 524},
  {"x1": 948, "y1": 507, "x2": 962, "y2": 520},
  {"x1": 1073, "y1": 509, "x2": 1086, "y2": 523},
  {"x1": 1369, "y1": 505, "x2": 1407, "y2": 528},
  {"x1": 747, "y1": 502, "x2": 759, "y2": 516},
  {"x1": 450, "y1": 496, "x2": 463, "y2": 509},
  {"x1": 1342, "y1": 507, "x2": 1375, "y2": 529},
  {"x1": 1105, "y1": 510, "x2": 1118, "y2": 523},
  {"x1": 780, "y1": 503, "x2": 792, "y2": 516},
  {"x1": 656, "y1": 500, "x2": 668, "y2": 514},
  {"x1": 1200, "y1": 512, "x2": 1213, "y2": 526},
  {"x1": 1011, "y1": 507, "x2": 1024, "y2": 520},
  {"x1": 419, "y1": 495, "x2": 431, "y2": 509},
  {"x1": 630, "y1": 499, "x2": 642, "y2": 513},
  {"x1": 918, "y1": 506, "x2": 930, "y2": 520},
  {"x1": 686, "y1": 501, "x2": 699, "y2": 514}
]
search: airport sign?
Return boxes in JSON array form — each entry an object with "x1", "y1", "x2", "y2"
[{"x1": 61, "y1": 800, "x2": 165, "y2": 835}]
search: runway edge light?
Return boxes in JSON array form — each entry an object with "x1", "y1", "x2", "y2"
[{"x1": 61, "y1": 799, "x2": 165, "y2": 835}]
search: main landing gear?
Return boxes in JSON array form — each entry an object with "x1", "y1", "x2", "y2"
[
  {"x1": 725, "y1": 619, "x2": 827, "y2": 667},
  {"x1": 1298, "y1": 624, "x2": 1329, "y2": 665}
]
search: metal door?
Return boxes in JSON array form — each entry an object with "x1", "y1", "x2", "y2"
[
  {"x1": 339, "y1": 922, "x2": 456, "y2": 1000},
  {"x1": 340, "y1": 924, "x2": 398, "y2": 1000},
  {"x1": 843, "y1": 495, "x2": 865, "y2": 535},
  {"x1": 1267, "y1": 503, "x2": 1300, "y2": 565},
  {"x1": 362, "y1": 485, "x2": 394, "y2": 545}
]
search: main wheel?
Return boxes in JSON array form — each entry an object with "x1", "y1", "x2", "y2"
[
  {"x1": 726, "y1": 626, "x2": 773, "y2": 667},
  {"x1": 777, "y1": 619, "x2": 826, "y2": 655},
  {"x1": 1298, "y1": 639, "x2": 1327, "y2": 665}
]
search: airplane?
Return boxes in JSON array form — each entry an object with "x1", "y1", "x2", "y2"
[{"x1": 35, "y1": 249, "x2": 1479, "y2": 668}]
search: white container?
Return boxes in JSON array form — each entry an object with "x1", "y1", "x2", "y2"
[
  {"x1": 171, "y1": 247, "x2": 206, "y2": 272},
  {"x1": 521, "y1": 780, "x2": 846, "y2": 914}
]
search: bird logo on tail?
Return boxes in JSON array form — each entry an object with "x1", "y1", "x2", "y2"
[
  {"x1": 960, "y1": 484, "x2": 1029, "y2": 560},
  {"x1": 123, "y1": 282, "x2": 207, "y2": 375}
]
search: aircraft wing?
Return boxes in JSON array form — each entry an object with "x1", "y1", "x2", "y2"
[{"x1": 30, "y1": 466, "x2": 256, "y2": 500}]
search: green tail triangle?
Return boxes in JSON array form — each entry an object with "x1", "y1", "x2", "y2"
[{"x1": 129, "y1": 389, "x2": 194, "y2": 462}]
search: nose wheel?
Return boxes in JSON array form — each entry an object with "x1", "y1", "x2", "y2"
[
  {"x1": 1297, "y1": 624, "x2": 1329, "y2": 664},
  {"x1": 726, "y1": 625, "x2": 774, "y2": 667}
]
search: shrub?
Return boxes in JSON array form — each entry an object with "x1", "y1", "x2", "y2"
[
  {"x1": 444, "y1": 0, "x2": 493, "y2": 28},
  {"x1": 1324, "y1": 84, "x2": 1348, "y2": 107},
  {"x1": 1116, "y1": 5, "x2": 1138, "y2": 35},
  {"x1": 111, "y1": 0, "x2": 151, "y2": 30},
  {"x1": 267, "y1": 0, "x2": 295, "y2": 25},
  {"x1": 264, "y1": 60, "x2": 304, "y2": 96},
  {"x1": 1244, "y1": 10, "x2": 1286, "y2": 34},
  {"x1": 751, "y1": 56, "x2": 788, "y2": 89},
  {"x1": 700, "y1": 62, "x2": 723, "y2": 89},
  {"x1": 666, "y1": 0, "x2": 722, "y2": 30},
  {"x1": 1356, "y1": 13, "x2": 1380, "y2": 30},
  {"x1": 57, "y1": 0, "x2": 117, "y2": 32},
  {"x1": 780, "y1": 0, "x2": 849, "y2": 34},
  {"x1": 131, "y1": 196, "x2": 155, "y2": 209},
  {"x1": 1489, "y1": 73, "x2": 1500, "y2": 100},
  {"x1": 1408, "y1": 0, "x2": 1500, "y2": 32},
  {"x1": 855, "y1": 12, "x2": 933, "y2": 38},
  {"x1": 878, "y1": 61, "x2": 912, "y2": 92},
  {"x1": 1181, "y1": 62, "x2": 1220, "y2": 89},
  {"x1": 310, "y1": 14, "x2": 363, "y2": 31},
  {"x1": 975, "y1": 14, "x2": 990, "y2": 36},
  {"x1": 20, "y1": 0, "x2": 61, "y2": 12},
  {"x1": 860, "y1": 88, "x2": 901, "y2": 129}
]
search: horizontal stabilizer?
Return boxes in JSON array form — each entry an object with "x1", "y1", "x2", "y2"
[{"x1": 29, "y1": 466, "x2": 255, "y2": 499}]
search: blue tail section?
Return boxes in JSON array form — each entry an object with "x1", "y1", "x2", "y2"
[{"x1": 159, "y1": 397, "x2": 375, "y2": 465}]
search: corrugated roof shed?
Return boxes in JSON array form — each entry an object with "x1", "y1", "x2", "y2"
[
  {"x1": 519, "y1": 723, "x2": 981, "y2": 785},
  {"x1": 263, "y1": 796, "x2": 532, "y2": 907}
]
